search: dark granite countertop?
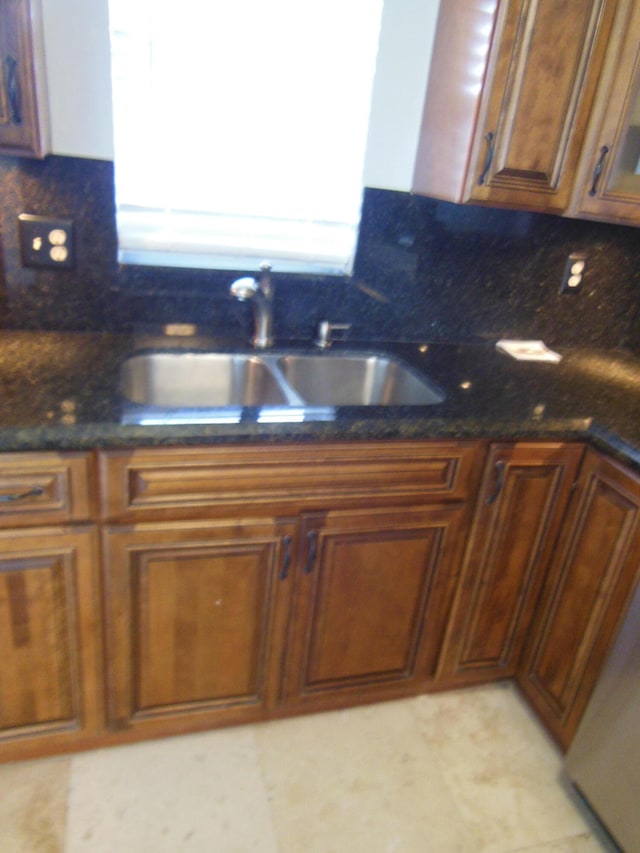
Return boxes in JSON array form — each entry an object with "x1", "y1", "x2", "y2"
[{"x1": 1, "y1": 330, "x2": 639, "y2": 469}]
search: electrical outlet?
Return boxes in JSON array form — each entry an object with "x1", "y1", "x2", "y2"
[
  {"x1": 559, "y1": 252, "x2": 587, "y2": 294},
  {"x1": 18, "y1": 214, "x2": 75, "y2": 269}
]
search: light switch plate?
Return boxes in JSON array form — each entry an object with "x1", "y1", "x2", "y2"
[{"x1": 18, "y1": 214, "x2": 75, "y2": 269}]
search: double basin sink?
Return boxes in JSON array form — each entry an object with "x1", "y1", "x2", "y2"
[{"x1": 120, "y1": 350, "x2": 444, "y2": 423}]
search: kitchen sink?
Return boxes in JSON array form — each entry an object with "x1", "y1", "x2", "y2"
[
  {"x1": 119, "y1": 349, "x2": 445, "y2": 422},
  {"x1": 120, "y1": 352, "x2": 290, "y2": 407},
  {"x1": 275, "y1": 353, "x2": 445, "y2": 406}
]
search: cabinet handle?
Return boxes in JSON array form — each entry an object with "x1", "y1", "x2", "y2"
[
  {"x1": 0, "y1": 485, "x2": 44, "y2": 503},
  {"x1": 478, "y1": 131, "x2": 495, "y2": 185},
  {"x1": 588, "y1": 145, "x2": 609, "y2": 196},
  {"x1": 303, "y1": 530, "x2": 318, "y2": 574},
  {"x1": 485, "y1": 460, "x2": 505, "y2": 505},
  {"x1": 279, "y1": 535, "x2": 292, "y2": 580},
  {"x1": 5, "y1": 56, "x2": 21, "y2": 124}
]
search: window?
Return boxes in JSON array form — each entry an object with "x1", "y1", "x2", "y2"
[{"x1": 108, "y1": 0, "x2": 384, "y2": 275}]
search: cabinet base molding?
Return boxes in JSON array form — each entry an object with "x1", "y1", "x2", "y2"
[{"x1": 0, "y1": 679, "x2": 495, "y2": 765}]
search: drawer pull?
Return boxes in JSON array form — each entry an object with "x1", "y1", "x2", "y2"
[
  {"x1": 0, "y1": 485, "x2": 44, "y2": 503},
  {"x1": 588, "y1": 145, "x2": 609, "y2": 196},
  {"x1": 279, "y1": 535, "x2": 292, "y2": 580},
  {"x1": 5, "y1": 55, "x2": 21, "y2": 124},
  {"x1": 485, "y1": 461, "x2": 505, "y2": 505},
  {"x1": 478, "y1": 131, "x2": 495, "y2": 185},
  {"x1": 304, "y1": 530, "x2": 318, "y2": 574}
]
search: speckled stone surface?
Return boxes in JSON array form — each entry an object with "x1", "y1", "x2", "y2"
[
  {"x1": 2, "y1": 331, "x2": 640, "y2": 473},
  {"x1": 0, "y1": 157, "x2": 640, "y2": 354}
]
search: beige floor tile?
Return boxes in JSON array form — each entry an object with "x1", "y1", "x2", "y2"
[
  {"x1": 0, "y1": 755, "x2": 70, "y2": 853},
  {"x1": 64, "y1": 726, "x2": 278, "y2": 853},
  {"x1": 255, "y1": 698, "x2": 475, "y2": 853},
  {"x1": 510, "y1": 830, "x2": 619, "y2": 852},
  {"x1": 409, "y1": 683, "x2": 607, "y2": 853}
]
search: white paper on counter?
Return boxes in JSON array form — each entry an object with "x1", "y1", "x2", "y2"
[{"x1": 496, "y1": 339, "x2": 562, "y2": 363}]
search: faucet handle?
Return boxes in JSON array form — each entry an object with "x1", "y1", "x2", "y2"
[{"x1": 314, "y1": 321, "x2": 351, "y2": 349}]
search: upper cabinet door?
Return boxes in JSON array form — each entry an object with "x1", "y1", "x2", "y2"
[
  {"x1": 570, "y1": 0, "x2": 640, "y2": 226},
  {"x1": 0, "y1": 0, "x2": 49, "y2": 158},
  {"x1": 413, "y1": 0, "x2": 615, "y2": 214}
]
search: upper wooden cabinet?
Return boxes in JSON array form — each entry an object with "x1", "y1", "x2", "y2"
[
  {"x1": 569, "y1": 0, "x2": 640, "y2": 226},
  {"x1": 413, "y1": 0, "x2": 616, "y2": 215},
  {"x1": 0, "y1": 0, "x2": 49, "y2": 158}
]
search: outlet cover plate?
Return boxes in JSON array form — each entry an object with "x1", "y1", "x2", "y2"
[{"x1": 18, "y1": 214, "x2": 75, "y2": 269}]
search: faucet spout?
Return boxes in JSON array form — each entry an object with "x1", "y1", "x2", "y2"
[{"x1": 230, "y1": 262, "x2": 274, "y2": 349}]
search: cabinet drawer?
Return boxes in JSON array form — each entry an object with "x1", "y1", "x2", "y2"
[
  {"x1": 0, "y1": 452, "x2": 94, "y2": 527},
  {"x1": 99, "y1": 441, "x2": 484, "y2": 521}
]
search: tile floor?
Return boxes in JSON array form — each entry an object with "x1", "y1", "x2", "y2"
[{"x1": 0, "y1": 682, "x2": 620, "y2": 853}]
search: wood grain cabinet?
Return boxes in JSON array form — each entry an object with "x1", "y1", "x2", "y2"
[
  {"x1": 102, "y1": 518, "x2": 296, "y2": 738},
  {"x1": 569, "y1": 0, "x2": 640, "y2": 226},
  {"x1": 5, "y1": 438, "x2": 639, "y2": 762},
  {"x1": 281, "y1": 504, "x2": 471, "y2": 712},
  {"x1": 413, "y1": 0, "x2": 616, "y2": 215},
  {"x1": 0, "y1": 452, "x2": 103, "y2": 761},
  {"x1": 98, "y1": 441, "x2": 483, "y2": 734},
  {"x1": 519, "y1": 448, "x2": 640, "y2": 749},
  {"x1": 0, "y1": 0, "x2": 49, "y2": 157},
  {"x1": 438, "y1": 442, "x2": 584, "y2": 687}
]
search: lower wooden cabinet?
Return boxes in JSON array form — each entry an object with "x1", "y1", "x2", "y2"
[
  {"x1": 98, "y1": 440, "x2": 484, "y2": 733},
  {"x1": 102, "y1": 518, "x2": 296, "y2": 737},
  {"x1": 438, "y1": 443, "x2": 584, "y2": 686},
  {"x1": 0, "y1": 525, "x2": 104, "y2": 759},
  {"x1": 2, "y1": 439, "x2": 639, "y2": 762},
  {"x1": 519, "y1": 449, "x2": 640, "y2": 749},
  {"x1": 281, "y1": 505, "x2": 471, "y2": 711}
]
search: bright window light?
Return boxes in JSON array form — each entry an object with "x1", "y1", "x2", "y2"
[{"x1": 108, "y1": 0, "x2": 384, "y2": 275}]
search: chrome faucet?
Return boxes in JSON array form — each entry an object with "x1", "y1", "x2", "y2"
[{"x1": 229, "y1": 262, "x2": 274, "y2": 349}]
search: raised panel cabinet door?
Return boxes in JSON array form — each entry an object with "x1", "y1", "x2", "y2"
[
  {"x1": 0, "y1": 525, "x2": 104, "y2": 758},
  {"x1": 519, "y1": 449, "x2": 640, "y2": 750},
  {"x1": 468, "y1": 0, "x2": 614, "y2": 211},
  {"x1": 103, "y1": 518, "x2": 295, "y2": 736},
  {"x1": 0, "y1": 0, "x2": 49, "y2": 157},
  {"x1": 570, "y1": 0, "x2": 640, "y2": 226},
  {"x1": 282, "y1": 505, "x2": 470, "y2": 711},
  {"x1": 413, "y1": 0, "x2": 615, "y2": 213},
  {"x1": 439, "y1": 443, "x2": 584, "y2": 686}
]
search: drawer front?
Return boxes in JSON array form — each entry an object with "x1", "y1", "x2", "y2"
[
  {"x1": 0, "y1": 452, "x2": 94, "y2": 527},
  {"x1": 99, "y1": 441, "x2": 484, "y2": 521}
]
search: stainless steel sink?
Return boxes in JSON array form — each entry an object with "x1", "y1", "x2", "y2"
[
  {"x1": 119, "y1": 349, "x2": 444, "y2": 423},
  {"x1": 120, "y1": 352, "x2": 289, "y2": 407},
  {"x1": 275, "y1": 353, "x2": 444, "y2": 406}
]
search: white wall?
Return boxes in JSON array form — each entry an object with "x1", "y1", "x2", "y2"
[
  {"x1": 40, "y1": 0, "x2": 440, "y2": 188},
  {"x1": 363, "y1": 0, "x2": 440, "y2": 191},
  {"x1": 41, "y1": 0, "x2": 114, "y2": 160}
]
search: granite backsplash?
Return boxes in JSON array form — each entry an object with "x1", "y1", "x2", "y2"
[{"x1": 0, "y1": 154, "x2": 639, "y2": 351}]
